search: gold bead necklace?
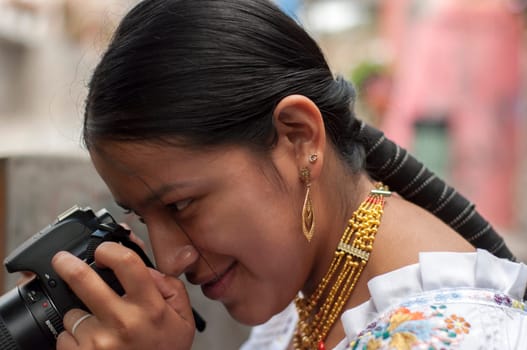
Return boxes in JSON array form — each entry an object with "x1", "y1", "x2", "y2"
[{"x1": 293, "y1": 183, "x2": 390, "y2": 350}]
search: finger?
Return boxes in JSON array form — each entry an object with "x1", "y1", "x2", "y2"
[
  {"x1": 120, "y1": 222, "x2": 147, "y2": 251},
  {"x1": 94, "y1": 242, "x2": 162, "y2": 303},
  {"x1": 130, "y1": 231, "x2": 147, "y2": 251},
  {"x1": 56, "y1": 331, "x2": 79, "y2": 350},
  {"x1": 16, "y1": 271, "x2": 35, "y2": 286},
  {"x1": 63, "y1": 309, "x2": 96, "y2": 339},
  {"x1": 148, "y1": 268, "x2": 195, "y2": 326},
  {"x1": 52, "y1": 251, "x2": 124, "y2": 320}
]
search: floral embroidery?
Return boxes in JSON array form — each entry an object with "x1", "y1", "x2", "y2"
[
  {"x1": 343, "y1": 289, "x2": 527, "y2": 350},
  {"x1": 512, "y1": 299, "x2": 526, "y2": 311},
  {"x1": 348, "y1": 305, "x2": 471, "y2": 350},
  {"x1": 494, "y1": 293, "x2": 512, "y2": 307},
  {"x1": 444, "y1": 315, "x2": 471, "y2": 335}
]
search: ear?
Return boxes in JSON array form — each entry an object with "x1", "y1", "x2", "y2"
[{"x1": 272, "y1": 95, "x2": 326, "y2": 181}]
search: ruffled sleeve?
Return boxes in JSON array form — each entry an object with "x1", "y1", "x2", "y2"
[{"x1": 339, "y1": 249, "x2": 527, "y2": 350}]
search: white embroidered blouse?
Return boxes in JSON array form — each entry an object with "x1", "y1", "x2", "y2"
[{"x1": 240, "y1": 249, "x2": 527, "y2": 350}]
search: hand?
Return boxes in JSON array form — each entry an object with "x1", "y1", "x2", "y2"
[
  {"x1": 16, "y1": 271, "x2": 35, "y2": 285},
  {"x1": 119, "y1": 223, "x2": 148, "y2": 252},
  {"x1": 52, "y1": 242, "x2": 195, "y2": 350}
]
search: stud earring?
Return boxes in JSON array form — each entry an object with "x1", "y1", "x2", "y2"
[
  {"x1": 300, "y1": 167, "x2": 315, "y2": 242},
  {"x1": 308, "y1": 154, "x2": 318, "y2": 163}
]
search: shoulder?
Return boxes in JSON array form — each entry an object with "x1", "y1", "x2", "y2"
[{"x1": 371, "y1": 194, "x2": 475, "y2": 277}]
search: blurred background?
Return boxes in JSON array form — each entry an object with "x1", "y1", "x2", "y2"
[{"x1": 0, "y1": 0, "x2": 526, "y2": 348}]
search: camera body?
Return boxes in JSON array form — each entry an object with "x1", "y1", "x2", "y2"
[{"x1": 0, "y1": 206, "x2": 139, "y2": 350}]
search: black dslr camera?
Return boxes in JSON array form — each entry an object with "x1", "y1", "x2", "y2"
[{"x1": 0, "y1": 206, "x2": 205, "y2": 350}]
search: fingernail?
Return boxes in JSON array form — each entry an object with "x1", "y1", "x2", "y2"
[
  {"x1": 98, "y1": 241, "x2": 113, "y2": 249},
  {"x1": 52, "y1": 251, "x2": 71, "y2": 263},
  {"x1": 51, "y1": 251, "x2": 78, "y2": 270}
]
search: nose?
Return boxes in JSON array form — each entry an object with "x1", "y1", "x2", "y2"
[
  {"x1": 147, "y1": 220, "x2": 200, "y2": 276},
  {"x1": 162, "y1": 244, "x2": 200, "y2": 276}
]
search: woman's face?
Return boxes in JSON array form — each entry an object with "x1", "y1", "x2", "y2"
[{"x1": 90, "y1": 141, "x2": 311, "y2": 325}]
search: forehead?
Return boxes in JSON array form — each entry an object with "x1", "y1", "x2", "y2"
[
  {"x1": 92, "y1": 141, "x2": 202, "y2": 167},
  {"x1": 89, "y1": 141, "x2": 265, "y2": 204}
]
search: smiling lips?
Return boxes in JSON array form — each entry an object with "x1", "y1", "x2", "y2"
[{"x1": 200, "y1": 262, "x2": 237, "y2": 300}]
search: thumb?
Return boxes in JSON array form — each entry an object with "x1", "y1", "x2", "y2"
[{"x1": 148, "y1": 268, "x2": 195, "y2": 327}]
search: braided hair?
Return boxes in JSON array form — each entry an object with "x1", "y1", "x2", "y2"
[{"x1": 358, "y1": 122, "x2": 516, "y2": 261}]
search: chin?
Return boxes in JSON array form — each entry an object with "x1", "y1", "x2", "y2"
[{"x1": 224, "y1": 300, "x2": 291, "y2": 326}]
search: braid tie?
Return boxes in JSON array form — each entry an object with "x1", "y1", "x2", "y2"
[{"x1": 357, "y1": 121, "x2": 517, "y2": 262}]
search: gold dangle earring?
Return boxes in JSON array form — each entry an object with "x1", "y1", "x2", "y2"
[{"x1": 300, "y1": 154, "x2": 318, "y2": 242}]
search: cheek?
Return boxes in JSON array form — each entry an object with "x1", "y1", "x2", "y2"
[
  {"x1": 201, "y1": 192, "x2": 308, "y2": 286},
  {"x1": 194, "y1": 189, "x2": 302, "y2": 255},
  {"x1": 193, "y1": 192, "x2": 311, "y2": 323}
]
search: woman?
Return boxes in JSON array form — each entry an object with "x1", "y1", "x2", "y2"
[{"x1": 51, "y1": 0, "x2": 527, "y2": 349}]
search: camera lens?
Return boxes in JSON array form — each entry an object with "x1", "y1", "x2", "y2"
[{"x1": 0, "y1": 278, "x2": 62, "y2": 350}]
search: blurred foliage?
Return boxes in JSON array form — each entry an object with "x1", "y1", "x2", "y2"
[{"x1": 350, "y1": 60, "x2": 387, "y2": 89}]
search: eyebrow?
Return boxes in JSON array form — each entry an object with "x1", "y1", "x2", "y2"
[
  {"x1": 145, "y1": 183, "x2": 183, "y2": 204},
  {"x1": 116, "y1": 180, "x2": 196, "y2": 212}
]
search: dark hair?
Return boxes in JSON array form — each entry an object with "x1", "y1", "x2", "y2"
[
  {"x1": 84, "y1": 0, "x2": 364, "y2": 169},
  {"x1": 84, "y1": 0, "x2": 518, "y2": 269}
]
